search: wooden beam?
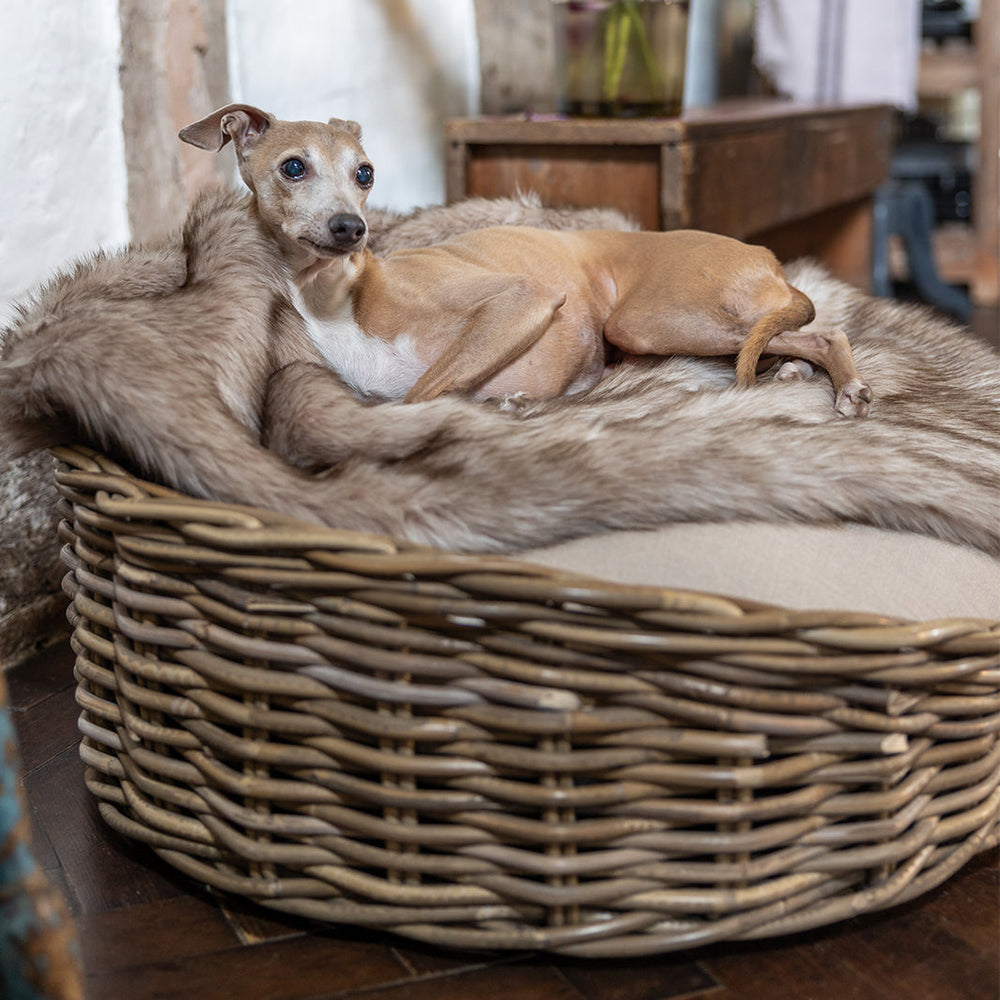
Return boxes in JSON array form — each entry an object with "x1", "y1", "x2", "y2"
[
  {"x1": 473, "y1": 0, "x2": 556, "y2": 114},
  {"x1": 119, "y1": 0, "x2": 230, "y2": 243},
  {"x1": 973, "y1": 0, "x2": 999, "y2": 305}
]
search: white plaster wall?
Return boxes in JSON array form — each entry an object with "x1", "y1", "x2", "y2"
[
  {"x1": 0, "y1": 1, "x2": 129, "y2": 325},
  {"x1": 0, "y1": 1, "x2": 477, "y2": 326},
  {"x1": 226, "y1": 0, "x2": 480, "y2": 213}
]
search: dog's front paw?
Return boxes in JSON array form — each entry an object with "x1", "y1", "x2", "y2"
[{"x1": 835, "y1": 379, "x2": 873, "y2": 418}]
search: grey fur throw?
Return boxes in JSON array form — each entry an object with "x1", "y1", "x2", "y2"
[{"x1": 260, "y1": 258, "x2": 1000, "y2": 554}]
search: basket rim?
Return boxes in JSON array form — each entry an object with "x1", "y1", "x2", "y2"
[{"x1": 51, "y1": 443, "x2": 1000, "y2": 644}]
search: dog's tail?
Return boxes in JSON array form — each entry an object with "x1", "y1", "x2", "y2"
[{"x1": 733, "y1": 287, "x2": 816, "y2": 388}]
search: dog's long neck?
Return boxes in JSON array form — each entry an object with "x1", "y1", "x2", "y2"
[{"x1": 294, "y1": 250, "x2": 372, "y2": 320}]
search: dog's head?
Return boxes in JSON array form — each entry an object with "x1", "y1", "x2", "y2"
[{"x1": 180, "y1": 104, "x2": 374, "y2": 260}]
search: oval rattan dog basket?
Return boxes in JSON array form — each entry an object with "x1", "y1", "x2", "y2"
[{"x1": 51, "y1": 444, "x2": 1000, "y2": 957}]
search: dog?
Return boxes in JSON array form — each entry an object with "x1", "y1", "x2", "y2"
[{"x1": 179, "y1": 104, "x2": 872, "y2": 416}]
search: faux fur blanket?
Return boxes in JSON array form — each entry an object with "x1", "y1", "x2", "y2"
[{"x1": 0, "y1": 188, "x2": 998, "y2": 671}]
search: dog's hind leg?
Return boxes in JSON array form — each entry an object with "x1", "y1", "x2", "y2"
[{"x1": 761, "y1": 328, "x2": 873, "y2": 417}]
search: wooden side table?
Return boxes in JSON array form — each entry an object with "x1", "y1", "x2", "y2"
[{"x1": 446, "y1": 101, "x2": 894, "y2": 291}]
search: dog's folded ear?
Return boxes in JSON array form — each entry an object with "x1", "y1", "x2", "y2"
[
  {"x1": 179, "y1": 103, "x2": 275, "y2": 152},
  {"x1": 328, "y1": 117, "x2": 362, "y2": 140}
]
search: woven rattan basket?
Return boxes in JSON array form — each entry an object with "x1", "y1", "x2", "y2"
[{"x1": 52, "y1": 443, "x2": 1000, "y2": 957}]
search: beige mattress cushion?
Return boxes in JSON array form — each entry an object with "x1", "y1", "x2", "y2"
[{"x1": 525, "y1": 522, "x2": 1000, "y2": 621}]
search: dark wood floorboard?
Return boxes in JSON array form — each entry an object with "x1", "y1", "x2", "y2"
[{"x1": 8, "y1": 639, "x2": 999, "y2": 1000}]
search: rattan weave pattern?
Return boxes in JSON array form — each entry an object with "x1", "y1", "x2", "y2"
[{"x1": 51, "y1": 444, "x2": 1000, "y2": 956}]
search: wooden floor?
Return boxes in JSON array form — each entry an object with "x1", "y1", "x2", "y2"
[{"x1": 8, "y1": 638, "x2": 999, "y2": 1000}]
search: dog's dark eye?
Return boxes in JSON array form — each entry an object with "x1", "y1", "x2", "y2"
[
  {"x1": 280, "y1": 158, "x2": 306, "y2": 179},
  {"x1": 355, "y1": 164, "x2": 374, "y2": 188}
]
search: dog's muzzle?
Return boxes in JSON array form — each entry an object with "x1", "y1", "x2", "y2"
[{"x1": 327, "y1": 213, "x2": 367, "y2": 252}]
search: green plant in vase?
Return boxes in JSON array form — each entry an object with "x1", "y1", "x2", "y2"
[
  {"x1": 603, "y1": 1, "x2": 663, "y2": 106},
  {"x1": 554, "y1": 1, "x2": 688, "y2": 117}
]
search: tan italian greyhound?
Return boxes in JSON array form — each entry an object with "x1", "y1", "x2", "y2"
[{"x1": 180, "y1": 104, "x2": 872, "y2": 416}]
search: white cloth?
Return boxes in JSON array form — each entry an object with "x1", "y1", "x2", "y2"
[{"x1": 754, "y1": 0, "x2": 921, "y2": 110}]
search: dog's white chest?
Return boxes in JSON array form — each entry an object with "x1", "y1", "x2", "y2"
[{"x1": 293, "y1": 287, "x2": 426, "y2": 399}]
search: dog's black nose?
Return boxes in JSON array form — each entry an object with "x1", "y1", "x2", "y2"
[{"x1": 328, "y1": 213, "x2": 367, "y2": 250}]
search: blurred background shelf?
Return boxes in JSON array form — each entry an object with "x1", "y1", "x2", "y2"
[
  {"x1": 913, "y1": 2, "x2": 998, "y2": 312},
  {"x1": 471, "y1": 0, "x2": 998, "y2": 340}
]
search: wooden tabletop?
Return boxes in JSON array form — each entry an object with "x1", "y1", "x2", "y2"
[{"x1": 446, "y1": 99, "x2": 893, "y2": 144}]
